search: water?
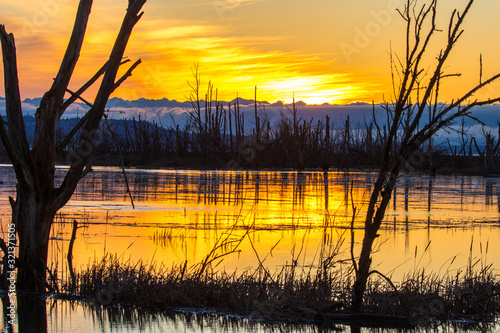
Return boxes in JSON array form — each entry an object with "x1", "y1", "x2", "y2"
[
  {"x1": 0, "y1": 165, "x2": 499, "y2": 332},
  {"x1": 1, "y1": 297, "x2": 498, "y2": 332}
]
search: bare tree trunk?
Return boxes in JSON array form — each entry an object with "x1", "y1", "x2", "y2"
[
  {"x1": 352, "y1": 168, "x2": 398, "y2": 312},
  {"x1": 17, "y1": 296, "x2": 47, "y2": 332},
  {"x1": 13, "y1": 189, "x2": 56, "y2": 292},
  {"x1": 0, "y1": 0, "x2": 146, "y2": 293},
  {"x1": 350, "y1": 0, "x2": 500, "y2": 312}
]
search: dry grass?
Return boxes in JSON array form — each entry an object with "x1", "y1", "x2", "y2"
[
  {"x1": 66, "y1": 230, "x2": 352, "y2": 322},
  {"x1": 48, "y1": 220, "x2": 500, "y2": 329},
  {"x1": 40, "y1": 214, "x2": 498, "y2": 329},
  {"x1": 62, "y1": 256, "x2": 499, "y2": 326}
]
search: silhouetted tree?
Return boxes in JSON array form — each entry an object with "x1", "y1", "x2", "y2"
[
  {"x1": 351, "y1": 0, "x2": 500, "y2": 312},
  {"x1": 0, "y1": 0, "x2": 146, "y2": 292}
]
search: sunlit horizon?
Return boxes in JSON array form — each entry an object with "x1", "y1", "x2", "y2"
[{"x1": 2, "y1": 0, "x2": 500, "y2": 105}]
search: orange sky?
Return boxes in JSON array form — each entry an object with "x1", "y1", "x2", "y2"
[{"x1": 2, "y1": 0, "x2": 500, "y2": 105}]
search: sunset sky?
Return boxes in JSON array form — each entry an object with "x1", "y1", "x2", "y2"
[{"x1": 2, "y1": 0, "x2": 500, "y2": 105}]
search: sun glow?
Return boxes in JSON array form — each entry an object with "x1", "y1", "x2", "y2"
[
  {"x1": 113, "y1": 35, "x2": 377, "y2": 104},
  {"x1": 257, "y1": 75, "x2": 370, "y2": 104},
  {"x1": 2, "y1": 1, "x2": 500, "y2": 104},
  {"x1": 0, "y1": 1, "x2": 378, "y2": 104}
]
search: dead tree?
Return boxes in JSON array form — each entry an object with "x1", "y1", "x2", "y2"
[
  {"x1": 0, "y1": 0, "x2": 146, "y2": 292},
  {"x1": 351, "y1": 0, "x2": 500, "y2": 312}
]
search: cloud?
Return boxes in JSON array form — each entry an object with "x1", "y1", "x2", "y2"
[
  {"x1": 1, "y1": 1, "x2": 379, "y2": 104},
  {"x1": 111, "y1": 19, "x2": 374, "y2": 104}
]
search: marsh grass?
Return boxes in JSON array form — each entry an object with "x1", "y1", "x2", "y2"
[
  {"x1": 357, "y1": 239, "x2": 500, "y2": 327},
  {"x1": 51, "y1": 217, "x2": 353, "y2": 324},
  {"x1": 57, "y1": 254, "x2": 499, "y2": 328},
  {"x1": 47, "y1": 220, "x2": 499, "y2": 329}
]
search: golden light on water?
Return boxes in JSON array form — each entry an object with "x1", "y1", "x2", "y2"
[
  {"x1": 0, "y1": 168, "x2": 490, "y2": 283},
  {"x1": 0, "y1": 166, "x2": 498, "y2": 281}
]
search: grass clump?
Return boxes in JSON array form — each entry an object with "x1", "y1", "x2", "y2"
[
  {"x1": 69, "y1": 230, "x2": 352, "y2": 324},
  {"x1": 73, "y1": 255, "x2": 349, "y2": 322},
  {"x1": 358, "y1": 267, "x2": 500, "y2": 326},
  {"x1": 51, "y1": 216, "x2": 500, "y2": 328},
  {"x1": 54, "y1": 233, "x2": 500, "y2": 328}
]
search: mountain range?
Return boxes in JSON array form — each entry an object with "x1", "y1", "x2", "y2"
[
  {"x1": 2, "y1": 96, "x2": 500, "y2": 148},
  {"x1": 20, "y1": 96, "x2": 352, "y2": 112}
]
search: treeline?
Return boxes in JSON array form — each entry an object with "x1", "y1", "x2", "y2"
[
  {"x1": 65, "y1": 100, "x2": 500, "y2": 172},
  {"x1": 56, "y1": 100, "x2": 391, "y2": 170},
  {"x1": 1, "y1": 103, "x2": 500, "y2": 173}
]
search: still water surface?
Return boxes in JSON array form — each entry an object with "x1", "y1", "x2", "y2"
[{"x1": 0, "y1": 165, "x2": 499, "y2": 332}]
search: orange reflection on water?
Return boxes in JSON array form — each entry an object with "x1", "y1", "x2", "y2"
[{"x1": 1, "y1": 166, "x2": 500, "y2": 282}]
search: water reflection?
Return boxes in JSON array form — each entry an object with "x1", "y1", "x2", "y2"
[
  {"x1": 59, "y1": 169, "x2": 500, "y2": 228},
  {"x1": 1, "y1": 296, "x2": 47, "y2": 333},
  {"x1": 1, "y1": 166, "x2": 500, "y2": 331},
  {"x1": 1, "y1": 167, "x2": 500, "y2": 276},
  {"x1": 1, "y1": 296, "x2": 499, "y2": 332}
]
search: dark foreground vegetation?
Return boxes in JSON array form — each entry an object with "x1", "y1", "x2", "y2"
[
  {"x1": 53, "y1": 253, "x2": 500, "y2": 329},
  {"x1": 40, "y1": 224, "x2": 500, "y2": 330}
]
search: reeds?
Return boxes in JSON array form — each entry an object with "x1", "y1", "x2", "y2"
[
  {"x1": 54, "y1": 219, "x2": 352, "y2": 323},
  {"x1": 50, "y1": 219, "x2": 500, "y2": 328},
  {"x1": 58, "y1": 251, "x2": 500, "y2": 327},
  {"x1": 22, "y1": 203, "x2": 495, "y2": 328},
  {"x1": 67, "y1": 253, "x2": 352, "y2": 323}
]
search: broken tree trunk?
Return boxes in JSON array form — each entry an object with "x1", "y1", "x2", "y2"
[{"x1": 0, "y1": 0, "x2": 147, "y2": 293}]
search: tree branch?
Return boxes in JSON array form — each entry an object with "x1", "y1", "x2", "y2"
[
  {"x1": 46, "y1": 0, "x2": 93, "y2": 105},
  {"x1": 0, "y1": 25, "x2": 34, "y2": 189},
  {"x1": 30, "y1": 0, "x2": 93, "y2": 195},
  {"x1": 112, "y1": 59, "x2": 141, "y2": 92},
  {"x1": 55, "y1": 0, "x2": 146, "y2": 210},
  {"x1": 58, "y1": 59, "x2": 131, "y2": 117},
  {"x1": 58, "y1": 60, "x2": 108, "y2": 116}
]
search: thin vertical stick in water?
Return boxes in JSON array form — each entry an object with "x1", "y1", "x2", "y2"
[
  {"x1": 350, "y1": 180, "x2": 358, "y2": 275},
  {"x1": 67, "y1": 219, "x2": 78, "y2": 291},
  {"x1": 104, "y1": 114, "x2": 135, "y2": 209},
  {"x1": 104, "y1": 211, "x2": 109, "y2": 256}
]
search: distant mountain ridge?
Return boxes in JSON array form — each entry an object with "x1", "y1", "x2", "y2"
[
  {"x1": 102, "y1": 97, "x2": 367, "y2": 108},
  {"x1": 18, "y1": 96, "x2": 373, "y2": 109},
  {"x1": 4, "y1": 96, "x2": 500, "y2": 134},
  {"x1": 103, "y1": 97, "x2": 277, "y2": 108},
  {"x1": 1, "y1": 96, "x2": 500, "y2": 150},
  {"x1": 105, "y1": 97, "x2": 190, "y2": 109}
]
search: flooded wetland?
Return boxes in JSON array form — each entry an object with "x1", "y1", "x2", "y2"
[{"x1": 1, "y1": 165, "x2": 500, "y2": 332}]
